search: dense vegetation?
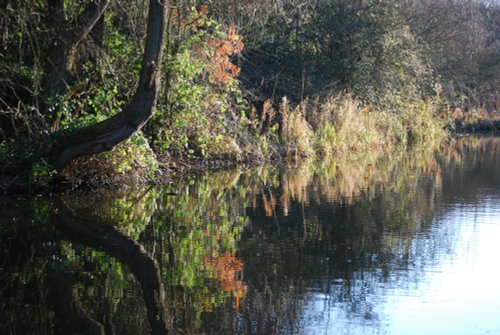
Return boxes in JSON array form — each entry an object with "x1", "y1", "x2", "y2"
[{"x1": 1, "y1": 0, "x2": 499, "y2": 189}]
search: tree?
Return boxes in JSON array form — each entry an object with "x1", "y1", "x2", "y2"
[
  {"x1": 49, "y1": 0, "x2": 168, "y2": 171},
  {"x1": 42, "y1": 0, "x2": 111, "y2": 112},
  {"x1": 401, "y1": 0, "x2": 500, "y2": 108}
]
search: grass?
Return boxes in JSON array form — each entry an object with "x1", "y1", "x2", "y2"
[
  {"x1": 246, "y1": 93, "x2": 447, "y2": 165},
  {"x1": 0, "y1": 89, "x2": 471, "y2": 190}
]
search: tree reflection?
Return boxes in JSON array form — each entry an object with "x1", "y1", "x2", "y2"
[
  {"x1": 3, "y1": 136, "x2": 500, "y2": 334},
  {"x1": 52, "y1": 199, "x2": 167, "y2": 334},
  {"x1": 0, "y1": 198, "x2": 56, "y2": 334},
  {"x1": 0, "y1": 195, "x2": 168, "y2": 334}
]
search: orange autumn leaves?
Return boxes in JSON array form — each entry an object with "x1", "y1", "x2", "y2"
[
  {"x1": 189, "y1": 20, "x2": 243, "y2": 85},
  {"x1": 204, "y1": 25, "x2": 244, "y2": 85},
  {"x1": 172, "y1": 5, "x2": 244, "y2": 86},
  {"x1": 192, "y1": 5, "x2": 244, "y2": 85}
]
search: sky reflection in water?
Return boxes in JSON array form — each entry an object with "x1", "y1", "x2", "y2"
[
  {"x1": 301, "y1": 180, "x2": 500, "y2": 335},
  {"x1": 2, "y1": 137, "x2": 500, "y2": 334}
]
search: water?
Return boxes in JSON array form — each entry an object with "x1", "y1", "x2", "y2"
[{"x1": 1, "y1": 136, "x2": 500, "y2": 334}]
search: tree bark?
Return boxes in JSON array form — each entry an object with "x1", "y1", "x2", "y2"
[
  {"x1": 42, "y1": 0, "x2": 111, "y2": 107},
  {"x1": 49, "y1": 0, "x2": 168, "y2": 172}
]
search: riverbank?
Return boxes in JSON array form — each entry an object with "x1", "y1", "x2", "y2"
[
  {"x1": 2, "y1": 2, "x2": 499, "y2": 194},
  {"x1": 2, "y1": 93, "x2": 500, "y2": 195},
  {"x1": 3, "y1": 126, "x2": 500, "y2": 334},
  {"x1": 61, "y1": 94, "x2": 500, "y2": 187}
]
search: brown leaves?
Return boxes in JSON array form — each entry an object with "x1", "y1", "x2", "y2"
[{"x1": 204, "y1": 25, "x2": 244, "y2": 85}]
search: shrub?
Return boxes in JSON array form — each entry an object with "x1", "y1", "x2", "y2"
[
  {"x1": 60, "y1": 132, "x2": 158, "y2": 187},
  {"x1": 147, "y1": 7, "x2": 246, "y2": 161},
  {"x1": 0, "y1": 135, "x2": 55, "y2": 189},
  {"x1": 314, "y1": 123, "x2": 336, "y2": 158}
]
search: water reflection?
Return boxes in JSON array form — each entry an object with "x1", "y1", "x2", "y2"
[
  {"x1": 53, "y1": 200, "x2": 167, "y2": 334},
  {"x1": 1, "y1": 136, "x2": 500, "y2": 334},
  {"x1": 382, "y1": 201, "x2": 500, "y2": 335}
]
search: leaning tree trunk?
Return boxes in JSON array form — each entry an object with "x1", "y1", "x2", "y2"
[{"x1": 49, "y1": 0, "x2": 168, "y2": 171}]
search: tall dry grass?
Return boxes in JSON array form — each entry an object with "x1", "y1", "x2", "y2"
[
  {"x1": 279, "y1": 97, "x2": 314, "y2": 161},
  {"x1": 238, "y1": 92, "x2": 447, "y2": 164},
  {"x1": 312, "y1": 95, "x2": 386, "y2": 155}
]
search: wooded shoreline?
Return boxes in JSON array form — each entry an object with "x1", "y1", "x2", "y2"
[{"x1": 1, "y1": 0, "x2": 499, "y2": 192}]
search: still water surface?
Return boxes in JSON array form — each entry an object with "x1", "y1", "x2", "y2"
[{"x1": 1, "y1": 136, "x2": 500, "y2": 334}]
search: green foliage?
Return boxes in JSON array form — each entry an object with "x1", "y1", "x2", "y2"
[
  {"x1": 1, "y1": 0, "x2": 498, "y2": 188},
  {"x1": 41, "y1": 15, "x2": 153, "y2": 186},
  {"x1": 147, "y1": 7, "x2": 246, "y2": 160},
  {"x1": 28, "y1": 159, "x2": 55, "y2": 186},
  {"x1": 103, "y1": 13, "x2": 142, "y2": 96},
  {"x1": 61, "y1": 132, "x2": 159, "y2": 187},
  {"x1": 0, "y1": 135, "x2": 55, "y2": 188},
  {"x1": 51, "y1": 83, "x2": 124, "y2": 131},
  {"x1": 50, "y1": 13, "x2": 143, "y2": 130},
  {"x1": 314, "y1": 123, "x2": 336, "y2": 157}
]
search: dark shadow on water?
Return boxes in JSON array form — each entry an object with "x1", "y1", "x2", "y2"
[
  {"x1": 51, "y1": 200, "x2": 168, "y2": 335},
  {"x1": 3, "y1": 136, "x2": 500, "y2": 334},
  {"x1": 0, "y1": 197, "x2": 168, "y2": 335}
]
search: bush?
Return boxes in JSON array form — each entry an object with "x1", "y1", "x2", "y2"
[
  {"x1": 60, "y1": 132, "x2": 158, "y2": 187},
  {"x1": 0, "y1": 135, "x2": 54, "y2": 189},
  {"x1": 147, "y1": 7, "x2": 246, "y2": 161}
]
